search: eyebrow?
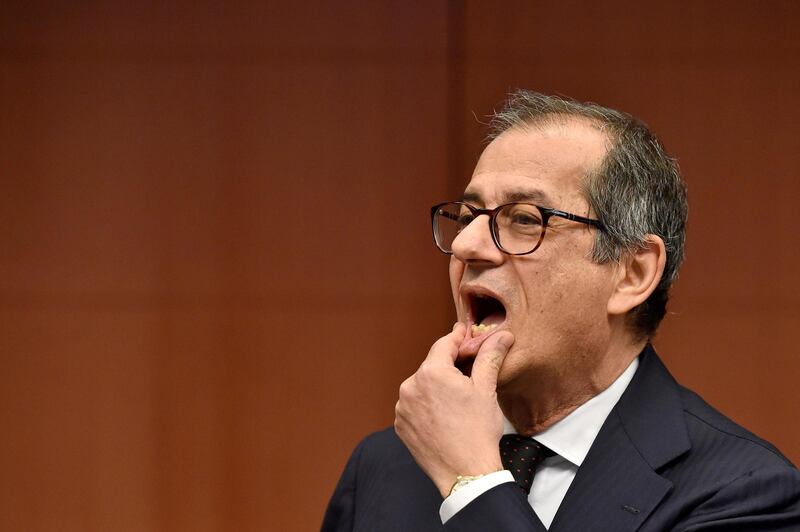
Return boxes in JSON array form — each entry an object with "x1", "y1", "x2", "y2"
[{"x1": 461, "y1": 188, "x2": 553, "y2": 207}]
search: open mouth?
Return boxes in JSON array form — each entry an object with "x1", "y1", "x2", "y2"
[
  {"x1": 468, "y1": 292, "x2": 507, "y2": 337},
  {"x1": 456, "y1": 290, "x2": 508, "y2": 374}
]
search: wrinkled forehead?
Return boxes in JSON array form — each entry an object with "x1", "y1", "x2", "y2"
[{"x1": 464, "y1": 122, "x2": 608, "y2": 212}]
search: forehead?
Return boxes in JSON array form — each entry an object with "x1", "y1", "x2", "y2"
[{"x1": 464, "y1": 120, "x2": 608, "y2": 210}]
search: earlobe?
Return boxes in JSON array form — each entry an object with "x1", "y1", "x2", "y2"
[{"x1": 607, "y1": 235, "x2": 667, "y2": 316}]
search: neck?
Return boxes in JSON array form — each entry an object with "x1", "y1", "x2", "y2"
[{"x1": 498, "y1": 337, "x2": 646, "y2": 436}]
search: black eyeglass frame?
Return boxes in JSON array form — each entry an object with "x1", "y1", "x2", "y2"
[{"x1": 430, "y1": 201, "x2": 606, "y2": 256}]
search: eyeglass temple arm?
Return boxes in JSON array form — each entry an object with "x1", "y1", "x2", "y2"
[
  {"x1": 547, "y1": 209, "x2": 605, "y2": 230},
  {"x1": 433, "y1": 204, "x2": 494, "y2": 221},
  {"x1": 434, "y1": 203, "x2": 605, "y2": 230}
]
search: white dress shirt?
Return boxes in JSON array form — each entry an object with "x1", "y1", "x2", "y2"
[{"x1": 440, "y1": 357, "x2": 639, "y2": 529}]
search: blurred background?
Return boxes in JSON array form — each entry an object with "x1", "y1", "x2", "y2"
[{"x1": 1, "y1": 1, "x2": 799, "y2": 531}]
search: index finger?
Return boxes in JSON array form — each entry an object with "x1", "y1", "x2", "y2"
[{"x1": 423, "y1": 322, "x2": 467, "y2": 366}]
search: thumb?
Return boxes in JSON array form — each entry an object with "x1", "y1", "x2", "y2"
[{"x1": 471, "y1": 331, "x2": 514, "y2": 390}]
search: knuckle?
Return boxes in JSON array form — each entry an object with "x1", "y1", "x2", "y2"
[
  {"x1": 398, "y1": 378, "x2": 414, "y2": 399},
  {"x1": 394, "y1": 400, "x2": 407, "y2": 421},
  {"x1": 416, "y1": 363, "x2": 430, "y2": 378},
  {"x1": 417, "y1": 362, "x2": 438, "y2": 380},
  {"x1": 480, "y1": 350, "x2": 501, "y2": 367}
]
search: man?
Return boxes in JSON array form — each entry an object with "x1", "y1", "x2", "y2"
[{"x1": 322, "y1": 91, "x2": 800, "y2": 531}]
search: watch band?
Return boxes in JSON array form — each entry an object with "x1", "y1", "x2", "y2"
[{"x1": 448, "y1": 474, "x2": 486, "y2": 497}]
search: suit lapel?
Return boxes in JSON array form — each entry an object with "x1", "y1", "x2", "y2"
[
  {"x1": 548, "y1": 346, "x2": 691, "y2": 532},
  {"x1": 548, "y1": 409, "x2": 672, "y2": 531}
]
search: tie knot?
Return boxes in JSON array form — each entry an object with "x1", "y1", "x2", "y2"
[{"x1": 500, "y1": 434, "x2": 554, "y2": 493}]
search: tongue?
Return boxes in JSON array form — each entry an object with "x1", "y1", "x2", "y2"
[{"x1": 479, "y1": 312, "x2": 505, "y2": 327}]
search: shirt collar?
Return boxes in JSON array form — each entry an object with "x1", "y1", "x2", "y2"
[{"x1": 503, "y1": 357, "x2": 639, "y2": 467}]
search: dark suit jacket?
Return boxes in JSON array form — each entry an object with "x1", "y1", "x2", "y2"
[{"x1": 322, "y1": 346, "x2": 800, "y2": 531}]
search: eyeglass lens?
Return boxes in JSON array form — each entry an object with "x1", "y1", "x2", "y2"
[{"x1": 433, "y1": 203, "x2": 544, "y2": 254}]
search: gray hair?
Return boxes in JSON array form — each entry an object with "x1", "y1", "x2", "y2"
[{"x1": 488, "y1": 91, "x2": 688, "y2": 339}]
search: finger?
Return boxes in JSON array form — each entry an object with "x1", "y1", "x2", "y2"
[
  {"x1": 423, "y1": 322, "x2": 467, "y2": 365},
  {"x1": 471, "y1": 331, "x2": 514, "y2": 390}
]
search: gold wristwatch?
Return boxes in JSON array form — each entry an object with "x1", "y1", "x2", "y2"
[{"x1": 448, "y1": 474, "x2": 486, "y2": 496}]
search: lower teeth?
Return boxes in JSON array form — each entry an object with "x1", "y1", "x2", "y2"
[{"x1": 471, "y1": 323, "x2": 497, "y2": 335}]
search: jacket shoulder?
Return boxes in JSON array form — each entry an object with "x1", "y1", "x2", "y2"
[
  {"x1": 677, "y1": 385, "x2": 795, "y2": 470},
  {"x1": 350, "y1": 426, "x2": 436, "y2": 491},
  {"x1": 358, "y1": 426, "x2": 412, "y2": 464}
]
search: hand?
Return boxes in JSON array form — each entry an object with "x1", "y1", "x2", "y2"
[{"x1": 394, "y1": 322, "x2": 515, "y2": 498}]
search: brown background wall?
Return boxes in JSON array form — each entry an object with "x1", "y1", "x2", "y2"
[{"x1": 1, "y1": 2, "x2": 798, "y2": 531}]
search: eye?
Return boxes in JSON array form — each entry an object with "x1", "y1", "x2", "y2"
[
  {"x1": 510, "y1": 211, "x2": 542, "y2": 227},
  {"x1": 457, "y1": 213, "x2": 475, "y2": 225},
  {"x1": 456, "y1": 207, "x2": 476, "y2": 227},
  {"x1": 494, "y1": 204, "x2": 543, "y2": 239},
  {"x1": 505, "y1": 205, "x2": 542, "y2": 226}
]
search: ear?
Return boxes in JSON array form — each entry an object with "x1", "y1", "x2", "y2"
[{"x1": 607, "y1": 235, "x2": 667, "y2": 316}]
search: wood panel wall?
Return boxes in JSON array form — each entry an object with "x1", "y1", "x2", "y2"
[{"x1": 1, "y1": 2, "x2": 798, "y2": 531}]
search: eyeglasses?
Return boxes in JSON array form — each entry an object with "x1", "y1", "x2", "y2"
[{"x1": 430, "y1": 201, "x2": 605, "y2": 256}]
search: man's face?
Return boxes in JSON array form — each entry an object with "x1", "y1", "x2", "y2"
[{"x1": 449, "y1": 120, "x2": 618, "y2": 393}]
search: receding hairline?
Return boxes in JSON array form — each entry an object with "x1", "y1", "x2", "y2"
[
  {"x1": 490, "y1": 112, "x2": 616, "y2": 145},
  {"x1": 487, "y1": 91, "x2": 630, "y2": 134},
  {"x1": 485, "y1": 114, "x2": 616, "y2": 189}
]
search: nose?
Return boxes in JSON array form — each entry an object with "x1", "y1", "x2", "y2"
[{"x1": 450, "y1": 214, "x2": 505, "y2": 266}]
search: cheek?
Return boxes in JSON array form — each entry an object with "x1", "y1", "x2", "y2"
[
  {"x1": 449, "y1": 257, "x2": 464, "y2": 296},
  {"x1": 514, "y1": 262, "x2": 609, "y2": 338},
  {"x1": 448, "y1": 258, "x2": 466, "y2": 318}
]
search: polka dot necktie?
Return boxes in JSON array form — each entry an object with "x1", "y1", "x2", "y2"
[{"x1": 500, "y1": 434, "x2": 555, "y2": 494}]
